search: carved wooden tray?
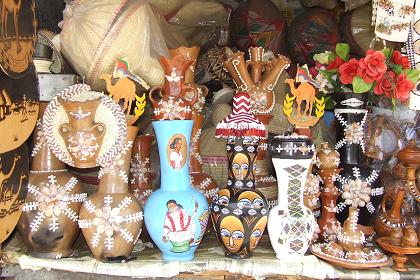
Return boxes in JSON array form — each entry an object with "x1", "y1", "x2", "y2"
[
  {"x1": 0, "y1": 0, "x2": 37, "y2": 78},
  {"x1": 377, "y1": 237, "x2": 420, "y2": 255}
]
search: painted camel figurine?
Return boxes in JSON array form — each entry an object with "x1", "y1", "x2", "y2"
[{"x1": 285, "y1": 78, "x2": 316, "y2": 116}]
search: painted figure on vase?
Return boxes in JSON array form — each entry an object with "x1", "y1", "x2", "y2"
[
  {"x1": 169, "y1": 138, "x2": 183, "y2": 170},
  {"x1": 162, "y1": 199, "x2": 198, "y2": 253}
]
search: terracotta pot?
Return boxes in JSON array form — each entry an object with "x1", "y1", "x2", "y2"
[
  {"x1": 211, "y1": 137, "x2": 269, "y2": 259},
  {"x1": 267, "y1": 135, "x2": 317, "y2": 259},
  {"x1": 149, "y1": 55, "x2": 198, "y2": 121},
  {"x1": 59, "y1": 99, "x2": 106, "y2": 168},
  {"x1": 18, "y1": 102, "x2": 86, "y2": 259},
  {"x1": 223, "y1": 47, "x2": 290, "y2": 114},
  {"x1": 79, "y1": 126, "x2": 142, "y2": 262}
]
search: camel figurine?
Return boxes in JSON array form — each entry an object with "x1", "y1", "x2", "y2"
[
  {"x1": 2, "y1": 0, "x2": 22, "y2": 52},
  {"x1": 284, "y1": 78, "x2": 316, "y2": 116},
  {"x1": 100, "y1": 74, "x2": 137, "y2": 113}
]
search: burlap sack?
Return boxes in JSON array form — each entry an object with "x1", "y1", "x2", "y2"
[{"x1": 60, "y1": 0, "x2": 168, "y2": 91}]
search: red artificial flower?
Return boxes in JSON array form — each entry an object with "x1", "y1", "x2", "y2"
[
  {"x1": 357, "y1": 50, "x2": 387, "y2": 83},
  {"x1": 338, "y1": 58, "x2": 359, "y2": 84},
  {"x1": 373, "y1": 71, "x2": 396, "y2": 97},
  {"x1": 309, "y1": 66, "x2": 318, "y2": 77},
  {"x1": 326, "y1": 56, "x2": 344, "y2": 71},
  {"x1": 391, "y1": 51, "x2": 410, "y2": 69},
  {"x1": 394, "y1": 73, "x2": 414, "y2": 100}
]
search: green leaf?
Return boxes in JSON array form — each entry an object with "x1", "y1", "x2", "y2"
[
  {"x1": 402, "y1": 69, "x2": 420, "y2": 84},
  {"x1": 382, "y1": 48, "x2": 392, "y2": 58},
  {"x1": 352, "y1": 76, "x2": 372, "y2": 93},
  {"x1": 336, "y1": 43, "x2": 350, "y2": 61}
]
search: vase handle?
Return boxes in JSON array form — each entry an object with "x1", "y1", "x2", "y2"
[
  {"x1": 380, "y1": 190, "x2": 394, "y2": 214},
  {"x1": 148, "y1": 86, "x2": 163, "y2": 108},
  {"x1": 183, "y1": 85, "x2": 198, "y2": 106}
]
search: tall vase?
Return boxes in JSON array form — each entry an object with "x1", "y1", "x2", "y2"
[
  {"x1": 144, "y1": 120, "x2": 209, "y2": 261},
  {"x1": 267, "y1": 135, "x2": 316, "y2": 259},
  {"x1": 211, "y1": 137, "x2": 269, "y2": 259},
  {"x1": 78, "y1": 126, "x2": 143, "y2": 262},
  {"x1": 18, "y1": 102, "x2": 86, "y2": 259},
  {"x1": 333, "y1": 93, "x2": 383, "y2": 230},
  {"x1": 337, "y1": 207, "x2": 364, "y2": 261},
  {"x1": 374, "y1": 187, "x2": 406, "y2": 237}
]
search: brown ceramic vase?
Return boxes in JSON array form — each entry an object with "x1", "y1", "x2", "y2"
[
  {"x1": 79, "y1": 126, "x2": 143, "y2": 262},
  {"x1": 18, "y1": 102, "x2": 86, "y2": 259},
  {"x1": 337, "y1": 207, "x2": 365, "y2": 261}
]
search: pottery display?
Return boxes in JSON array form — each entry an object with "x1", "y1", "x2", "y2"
[
  {"x1": 315, "y1": 143, "x2": 342, "y2": 242},
  {"x1": 149, "y1": 55, "x2": 198, "y2": 121},
  {"x1": 333, "y1": 93, "x2": 383, "y2": 231},
  {"x1": 144, "y1": 120, "x2": 209, "y2": 261},
  {"x1": 79, "y1": 126, "x2": 143, "y2": 262},
  {"x1": 223, "y1": 47, "x2": 290, "y2": 115},
  {"x1": 0, "y1": 0, "x2": 37, "y2": 78},
  {"x1": 211, "y1": 92, "x2": 268, "y2": 259},
  {"x1": 267, "y1": 134, "x2": 317, "y2": 259},
  {"x1": 43, "y1": 84, "x2": 127, "y2": 168},
  {"x1": 169, "y1": 46, "x2": 219, "y2": 204},
  {"x1": 377, "y1": 236, "x2": 420, "y2": 272},
  {"x1": 18, "y1": 103, "x2": 86, "y2": 259}
]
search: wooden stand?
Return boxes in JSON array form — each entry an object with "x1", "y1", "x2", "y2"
[{"x1": 377, "y1": 237, "x2": 420, "y2": 272}]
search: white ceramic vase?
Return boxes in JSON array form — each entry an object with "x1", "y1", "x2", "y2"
[{"x1": 267, "y1": 135, "x2": 317, "y2": 259}]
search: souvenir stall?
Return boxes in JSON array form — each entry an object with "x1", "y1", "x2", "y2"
[{"x1": 0, "y1": 0, "x2": 419, "y2": 279}]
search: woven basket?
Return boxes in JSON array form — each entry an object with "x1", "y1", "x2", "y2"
[{"x1": 60, "y1": 0, "x2": 168, "y2": 91}]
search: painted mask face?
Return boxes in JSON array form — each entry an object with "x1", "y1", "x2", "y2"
[
  {"x1": 250, "y1": 216, "x2": 267, "y2": 249},
  {"x1": 237, "y1": 191, "x2": 264, "y2": 208},
  {"x1": 215, "y1": 188, "x2": 230, "y2": 205},
  {"x1": 231, "y1": 153, "x2": 249, "y2": 180},
  {"x1": 220, "y1": 215, "x2": 244, "y2": 253}
]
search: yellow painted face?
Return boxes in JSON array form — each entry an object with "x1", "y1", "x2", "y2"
[
  {"x1": 220, "y1": 215, "x2": 244, "y2": 253},
  {"x1": 216, "y1": 188, "x2": 230, "y2": 205},
  {"x1": 231, "y1": 153, "x2": 249, "y2": 180},
  {"x1": 237, "y1": 191, "x2": 264, "y2": 208},
  {"x1": 250, "y1": 216, "x2": 267, "y2": 249}
]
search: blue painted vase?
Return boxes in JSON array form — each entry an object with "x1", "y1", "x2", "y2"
[{"x1": 144, "y1": 120, "x2": 209, "y2": 261}]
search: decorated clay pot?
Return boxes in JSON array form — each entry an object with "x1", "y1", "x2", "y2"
[
  {"x1": 59, "y1": 99, "x2": 106, "y2": 168},
  {"x1": 18, "y1": 103, "x2": 86, "y2": 258},
  {"x1": 211, "y1": 137, "x2": 269, "y2": 259},
  {"x1": 78, "y1": 126, "x2": 143, "y2": 262},
  {"x1": 223, "y1": 47, "x2": 290, "y2": 115},
  {"x1": 144, "y1": 120, "x2": 209, "y2": 261},
  {"x1": 267, "y1": 135, "x2": 317, "y2": 259},
  {"x1": 333, "y1": 93, "x2": 382, "y2": 230},
  {"x1": 149, "y1": 55, "x2": 198, "y2": 121},
  {"x1": 337, "y1": 207, "x2": 365, "y2": 261}
]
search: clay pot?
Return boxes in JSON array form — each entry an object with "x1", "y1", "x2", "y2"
[
  {"x1": 389, "y1": 227, "x2": 403, "y2": 245},
  {"x1": 315, "y1": 142, "x2": 340, "y2": 170},
  {"x1": 211, "y1": 137, "x2": 269, "y2": 259},
  {"x1": 18, "y1": 102, "x2": 86, "y2": 259},
  {"x1": 59, "y1": 99, "x2": 106, "y2": 168},
  {"x1": 149, "y1": 55, "x2": 198, "y2": 121},
  {"x1": 79, "y1": 126, "x2": 142, "y2": 262}
]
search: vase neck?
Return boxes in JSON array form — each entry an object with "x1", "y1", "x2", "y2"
[
  {"x1": 226, "y1": 138, "x2": 258, "y2": 189},
  {"x1": 334, "y1": 109, "x2": 367, "y2": 165},
  {"x1": 153, "y1": 120, "x2": 194, "y2": 192},
  {"x1": 98, "y1": 126, "x2": 138, "y2": 194}
]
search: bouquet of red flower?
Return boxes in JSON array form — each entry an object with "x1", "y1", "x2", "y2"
[{"x1": 312, "y1": 43, "x2": 419, "y2": 108}]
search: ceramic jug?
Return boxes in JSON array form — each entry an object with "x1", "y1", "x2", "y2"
[
  {"x1": 78, "y1": 126, "x2": 143, "y2": 262},
  {"x1": 18, "y1": 102, "x2": 86, "y2": 259},
  {"x1": 144, "y1": 120, "x2": 209, "y2": 261},
  {"x1": 267, "y1": 135, "x2": 317, "y2": 259}
]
